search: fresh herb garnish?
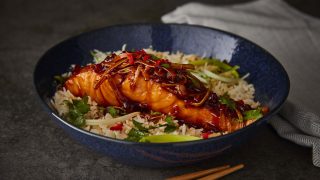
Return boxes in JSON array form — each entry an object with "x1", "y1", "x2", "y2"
[
  {"x1": 161, "y1": 63, "x2": 170, "y2": 68},
  {"x1": 107, "y1": 106, "x2": 119, "y2": 118},
  {"x1": 164, "y1": 116, "x2": 174, "y2": 125},
  {"x1": 164, "y1": 125, "x2": 177, "y2": 133},
  {"x1": 243, "y1": 108, "x2": 263, "y2": 120},
  {"x1": 219, "y1": 94, "x2": 236, "y2": 110},
  {"x1": 150, "y1": 54, "x2": 160, "y2": 60},
  {"x1": 164, "y1": 116, "x2": 177, "y2": 133},
  {"x1": 64, "y1": 96, "x2": 90, "y2": 128},
  {"x1": 133, "y1": 120, "x2": 149, "y2": 132},
  {"x1": 73, "y1": 97, "x2": 90, "y2": 113},
  {"x1": 54, "y1": 75, "x2": 68, "y2": 85},
  {"x1": 90, "y1": 50, "x2": 97, "y2": 58},
  {"x1": 125, "y1": 128, "x2": 148, "y2": 142}
]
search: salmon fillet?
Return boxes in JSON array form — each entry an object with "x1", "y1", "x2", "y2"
[{"x1": 64, "y1": 50, "x2": 249, "y2": 132}]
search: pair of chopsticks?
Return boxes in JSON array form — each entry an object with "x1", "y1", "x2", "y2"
[{"x1": 166, "y1": 164, "x2": 244, "y2": 180}]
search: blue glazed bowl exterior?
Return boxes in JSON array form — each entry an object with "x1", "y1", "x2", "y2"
[{"x1": 34, "y1": 23, "x2": 289, "y2": 167}]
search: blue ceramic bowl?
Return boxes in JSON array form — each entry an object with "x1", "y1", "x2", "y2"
[{"x1": 34, "y1": 23, "x2": 289, "y2": 167}]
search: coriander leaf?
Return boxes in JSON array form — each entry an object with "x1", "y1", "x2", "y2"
[
  {"x1": 161, "y1": 63, "x2": 170, "y2": 68},
  {"x1": 63, "y1": 100, "x2": 73, "y2": 108},
  {"x1": 164, "y1": 116, "x2": 177, "y2": 133},
  {"x1": 165, "y1": 116, "x2": 175, "y2": 125},
  {"x1": 73, "y1": 96, "x2": 90, "y2": 114},
  {"x1": 150, "y1": 54, "x2": 160, "y2": 60},
  {"x1": 54, "y1": 75, "x2": 68, "y2": 85},
  {"x1": 107, "y1": 106, "x2": 119, "y2": 117},
  {"x1": 125, "y1": 128, "x2": 147, "y2": 142},
  {"x1": 244, "y1": 108, "x2": 263, "y2": 120},
  {"x1": 219, "y1": 94, "x2": 236, "y2": 109},
  {"x1": 164, "y1": 125, "x2": 177, "y2": 133},
  {"x1": 64, "y1": 96, "x2": 90, "y2": 128},
  {"x1": 68, "y1": 108, "x2": 82, "y2": 120},
  {"x1": 72, "y1": 116, "x2": 86, "y2": 127},
  {"x1": 133, "y1": 120, "x2": 149, "y2": 132}
]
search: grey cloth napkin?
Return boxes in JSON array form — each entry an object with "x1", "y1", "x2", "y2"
[{"x1": 162, "y1": 0, "x2": 320, "y2": 167}]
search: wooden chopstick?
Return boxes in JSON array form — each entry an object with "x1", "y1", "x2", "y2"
[
  {"x1": 198, "y1": 164, "x2": 244, "y2": 180},
  {"x1": 166, "y1": 165, "x2": 230, "y2": 180},
  {"x1": 166, "y1": 164, "x2": 244, "y2": 180}
]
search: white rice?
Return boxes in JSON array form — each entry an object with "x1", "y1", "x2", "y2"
[{"x1": 51, "y1": 48, "x2": 259, "y2": 140}]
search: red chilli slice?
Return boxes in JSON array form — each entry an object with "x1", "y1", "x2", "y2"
[
  {"x1": 110, "y1": 123, "x2": 123, "y2": 131},
  {"x1": 202, "y1": 132, "x2": 211, "y2": 139},
  {"x1": 127, "y1": 53, "x2": 134, "y2": 65},
  {"x1": 143, "y1": 54, "x2": 150, "y2": 61}
]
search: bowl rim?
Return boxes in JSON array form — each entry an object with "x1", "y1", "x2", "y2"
[{"x1": 33, "y1": 22, "x2": 290, "y2": 146}]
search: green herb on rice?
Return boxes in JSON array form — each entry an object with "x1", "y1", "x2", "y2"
[
  {"x1": 125, "y1": 116, "x2": 179, "y2": 142},
  {"x1": 64, "y1": 96, "x2": 90, "y2": 128},
  {"x1": 133, "y1": 120, "x2": 149, "y2": 132},
  {"x1": 107, "y1": 106, "x2": 120, "y2": 117},
  {"x1": 125, "y1": 120, "x2": 150, "y2": 142},
  {"x1": 125, "y1": 128, "x2": 148, "y2": 142},
  {"x1": 164, "y1": 115, "x2": 177, "y2": 133},
  {"x1": 54, "y1": 75, "x2": 68, "y2": 85},
  {"x1": 219, "y1": 94, "x2": 236, "y2": 110},
  {"x1": 161, "y1": 63, "x2": 170, "y2": 68},
  {"x1": 243, "y1": 108, "x2": 263, "y2": 120},
  {"x1": 150, "y1": 54, "x2": 160, "y2": 60}
]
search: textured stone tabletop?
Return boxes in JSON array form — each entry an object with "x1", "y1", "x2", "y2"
[{"x1": 1, "y1": 0, "x2": 319, "y2": 179}]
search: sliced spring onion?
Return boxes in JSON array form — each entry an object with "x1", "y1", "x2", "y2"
[
  {"x1": 203, "y1": 69, "x2": 238, "y2": 83},
  {"x1": 190, "y1": 72, "x2": 208, "y2": 84},
  {"x1": 139, "y1": 134, "x2": 201, "y2": 143},
  {"x1": 220, "y1": 65, "x2": 240, "y2": 78},
  {"x1": 241, "y1": 73, "x2": 250, "y2": 80},
  {"x1": 121, "y1": 44, "x2": 127, "y2": 51},
  {"x1": 85, "y1": 112, "x2": 140, "y2": 126},
  {"x1": 90, "y1": 49, "x2": 107, "y2": 63},
  {"x1": 190, "y1": 58, "x2": 232, "y2": 71}
]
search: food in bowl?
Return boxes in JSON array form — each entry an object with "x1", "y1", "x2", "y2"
[{"x1": 51, "y1": 46, "x2": 268, "y2": 143}]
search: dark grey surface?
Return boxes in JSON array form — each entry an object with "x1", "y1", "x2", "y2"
[{"x1": 1, "y1": 0, "x2": 319, "y2": 179}]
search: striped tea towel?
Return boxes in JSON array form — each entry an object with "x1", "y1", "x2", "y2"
[{"x1": 162, "y1": 0, "x2": 320, "y2": 167}]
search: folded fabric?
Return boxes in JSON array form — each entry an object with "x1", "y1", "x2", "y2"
[
  {"x1": 162, "y1": 0, "x2": 320, "y2": 167},
  {"x1": 270, "y1": 102, "x2": 320, "y2": 167}
]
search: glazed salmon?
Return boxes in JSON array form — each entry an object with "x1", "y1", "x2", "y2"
[
  {"x1": 65, "y1": 67, "x2": 224, "y2": 131},
  {"x1": 64, "y1": 50, "x2": 250, "y2": 132}
]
